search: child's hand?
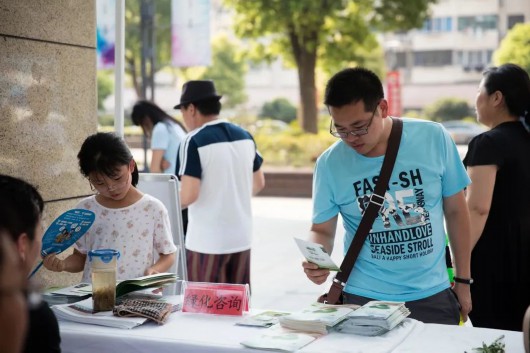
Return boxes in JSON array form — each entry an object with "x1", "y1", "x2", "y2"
[
  {"x1": 42, "y1": 253, "x2": 66, "y2": 272},
  {"x1": 144, "y1": 267, "x2": 159, "y2": 276}
]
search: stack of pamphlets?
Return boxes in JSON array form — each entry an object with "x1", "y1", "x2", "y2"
[
  {"x1": 236, "y1": 310, "x2": 292, "y2": 328},
  {"x1": 278, "y1": 302, "x2": 355, "y2": 334},
  {"x1": 43, "y1": 283, "x2": 92, "y2": 305},
  {"x1": 334, "y1": 300, "x2": 410, "y2": 336}
]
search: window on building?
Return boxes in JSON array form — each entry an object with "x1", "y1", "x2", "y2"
[
  {"x1": 422, "y1": 17, "x2": 452, "y2": 32},
  {"x1": 508, "y1": 15, "x2": 525, "y2": 29},
  {"x1": 422, "y1": 19, "x2": 432, "y2": 32},
  {"x1": 395, "y1": 52, "x2": 407, "y2": 68},
  {"x1": 414, "y1": 50, "x2": 452, "y2": 67},
  {"x1": 442, "y1": 17, "x2": 453, "y2": 32},
  {"x1": 457, "y1": 15, "x2": 498, "y2": 32},
  {"x1": 433, "y1": 18, "x2": 442, "y2": 32},
  {"x1": 458, "y1": 50, "x2": 493, "y2": 72}
]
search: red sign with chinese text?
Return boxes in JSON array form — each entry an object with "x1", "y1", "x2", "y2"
[
  {"x1": 386, "y1": 71, "x2": 402, "y2": 117},
  {"x1": 182, "y1": 282, "x2": 249, "y2": 316}
]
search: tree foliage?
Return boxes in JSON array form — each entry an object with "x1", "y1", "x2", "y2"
[
  {"x1": 424, "y1": 98, "x2": 472, "y2": 122},
  {"x1": 97, "y1": 70, "x2": 114, "y2": 111},
  {"x1": 199, "y1": 36, "x2": 247, "y2": 109},
  {"x1": 493, "y1": 23, "x2": 530, "y2": 74},
  {"x1": 223, "y1": 0, "x2": 435, "y2": 133},
  {"x1": 259, "y1": 98, "x2": 297, "y2": 123}
]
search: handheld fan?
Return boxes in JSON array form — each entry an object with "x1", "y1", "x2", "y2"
[{"x1": 28, "y1": 209, "x2": 95, "y2": 278}]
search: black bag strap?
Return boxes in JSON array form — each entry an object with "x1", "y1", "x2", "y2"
[{"x1": 325, "y1": 117, "x2": 403, "y2": 304}]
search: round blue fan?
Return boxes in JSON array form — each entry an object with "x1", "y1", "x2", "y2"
[{"x1": 29, "y1": 209, "x2": 95, "y2": 278}]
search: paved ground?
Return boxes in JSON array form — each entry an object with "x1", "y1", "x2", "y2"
[{"x1": 250, "y1": 196, "x2": 344, "y2": 311}]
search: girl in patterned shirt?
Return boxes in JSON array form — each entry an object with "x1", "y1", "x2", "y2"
[{"x1": 43, "y1": 132, "x2": 177, "y2": 281}]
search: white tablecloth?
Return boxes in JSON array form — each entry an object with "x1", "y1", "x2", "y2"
[{"x1": 59, "y1": 310, "x2": 525, "y2": 353}]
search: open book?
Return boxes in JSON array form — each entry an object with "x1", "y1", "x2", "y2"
[
  {"x1": 115, "y1": 272, "x2": 178, "y2": 297},
  {"x1": 44, "y1": 273, "x2": 178, "y2": 305}
]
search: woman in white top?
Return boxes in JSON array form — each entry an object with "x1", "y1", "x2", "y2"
[{"x1": 132, "y1": 100, "x2": 187, "y2": 173}]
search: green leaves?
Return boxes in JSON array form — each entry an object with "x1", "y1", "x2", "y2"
[
  {"x1": 223, "y1": 0, "x2": 436, "y2": 132},
  {"x1": 468, "y1": 335, "x2": 505, "y2": 353},
  {"x1": 199, "y1": 36, "x2": 248, "y2": 109},
  {"x1": 494, "y1": 23, "x2": 530, "y2": 74}
]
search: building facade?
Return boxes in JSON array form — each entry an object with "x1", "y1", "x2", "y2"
[{"x1": 382, "y1": 0, "x2": 530, "y2": 111}]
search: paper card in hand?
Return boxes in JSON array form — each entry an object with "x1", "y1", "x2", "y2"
[
  {"x1": 294, "y1": 237, "x2": 340, "y2": 271},
  {"x1": 41, "y1": 209, "x2": 95, "y2": 256}
]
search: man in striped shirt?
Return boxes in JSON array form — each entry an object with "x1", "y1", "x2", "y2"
[{"x1": 174, "y1": 80, "x2": 265, "y2": 288}]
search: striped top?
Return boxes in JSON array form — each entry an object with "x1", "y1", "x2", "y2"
[{"x1": 176, "y1": 119, "x2": 263, "y2": 254}]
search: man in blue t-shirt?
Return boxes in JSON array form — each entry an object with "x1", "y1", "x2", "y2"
[{"x1": 303, "y1": 68, "x2": 472, "y2": 325}]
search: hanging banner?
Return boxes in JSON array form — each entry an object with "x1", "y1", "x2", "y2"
[
  {"x1": 386, "y1": 71, "x2": 402, "y2": 117},
  {"x1": 171, "y1": 0, "x2": 211, "y2": 67},
  {"x1": 96, "y1": 0, "x2": 116, "y2": 69}
]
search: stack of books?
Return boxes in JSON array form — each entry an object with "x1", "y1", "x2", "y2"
[
  {"x1": 51, "y1": 297, "x2": 149, "y2": 329},
  {"x1": 49, "y1": 273, "x2": 179, "y2": 329},
  {"x1": 278, "y1": 302, "x2": 355, "y2": 334},
  {"x1": 43, "y1": 283, "x2": 93, "y2": 305},
  {"x1": 334, "y1": 300, "x2": 410, "y2": 336}
]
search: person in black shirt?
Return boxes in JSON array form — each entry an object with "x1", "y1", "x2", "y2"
[
  {"x1": 0, "y1": 230, "x2": 28, "y2": 353},
  {"x1": 464, "y1": 63, "x2": 530, "y2": 331},
  {"x1": 0, "y1": 174, "x2": 61, "y2": 352}
]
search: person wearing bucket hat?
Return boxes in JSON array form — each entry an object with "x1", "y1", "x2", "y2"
[
  {"x1": 175, "y1": 79, "x2": 265, "y2": 288},
  {"x1": 173, "y1": 80, "x2": 222, "y2": 109}
]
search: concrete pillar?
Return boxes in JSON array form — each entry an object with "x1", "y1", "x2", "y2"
[{"x1": 0, "y1": 0, "x2": 97, "y2": 288}]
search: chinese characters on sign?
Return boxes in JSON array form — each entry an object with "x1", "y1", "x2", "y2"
[{"x1": 182, "y1": 282, "x2": 249, "y2": 316}]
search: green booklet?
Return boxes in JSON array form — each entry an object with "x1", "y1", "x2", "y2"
[
  {"x1": 116, "y1": 273, "x2": 178, "y2": 298},
  {"x1": 49, "y1": 273, "x2": 178, "y2": 300}
]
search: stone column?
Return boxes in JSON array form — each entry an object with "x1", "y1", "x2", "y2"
[{"x1": 0, "y1": 0, "x2": 97, "y2": 288}]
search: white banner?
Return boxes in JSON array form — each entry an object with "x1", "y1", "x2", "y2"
[
  {"x1": 171, "y1": 0, "x2": 211, "y2": 67},
  {"x1": 96, "y1": 0, "x2": 116, "y2": 69}
]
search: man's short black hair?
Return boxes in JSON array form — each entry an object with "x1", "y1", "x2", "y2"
[
  {"x1": 324, "y1": 67, "x2": 384, "y2": 112},
  {"x1": 182, "y1": 98, "x2": 222, "y2": 116}
]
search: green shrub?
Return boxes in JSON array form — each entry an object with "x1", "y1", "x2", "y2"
[
  {"x1": 424, "y1": 98, "x2": 472, "y2": 122},
  {"x1": 259, "y1": 98, "x2": 297, "y2": 123},
  {"x1": 97, "y1": 70, "x2": 114, "y2": 111},
  {"x1": 254, "y1": 126, "x2": 335, "y2": 168}
]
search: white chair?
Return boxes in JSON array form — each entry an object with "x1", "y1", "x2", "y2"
[{"x1": 136, "y1": 173, "x2": 187, "y2": 287}]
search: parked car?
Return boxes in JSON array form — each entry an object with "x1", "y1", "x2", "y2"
[{"x1": 441, "y1": 120, "x2": 487, "y2": 145}]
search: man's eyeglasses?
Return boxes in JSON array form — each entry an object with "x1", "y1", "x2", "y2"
[{"x1": 329, "y1": 102, "x2": 379, "y2": 138}]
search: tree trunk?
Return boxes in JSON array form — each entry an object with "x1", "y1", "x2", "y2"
[
  {"x1": 289, "y1": 27, "x2": 319, "y2": 134},
  {"x1": 127, "y1": 56, "x2": 143, "y2": 99},
  {"x1": 297, "y1": 54, "x2": 318, "y2": 134}
]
